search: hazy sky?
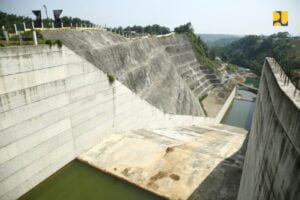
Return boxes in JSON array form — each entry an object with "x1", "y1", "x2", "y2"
[{"x1": 1, "y1": 0, "x2": 299, "y2": 35}]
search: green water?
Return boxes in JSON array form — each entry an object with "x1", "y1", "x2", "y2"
[
  {"x1": 221, "y1": 99, "x2": 256, "y2": 129},
  {"x1": 244, "y1": 77, "x2": 260, "y2": 88},
  {"x1": 222, "y1": 90, "x2": 256, "y2": 130},
  {"x1": 221, "y1": 76, "x2": 260, "y2": 130},
  {"x1": 19, "y1": 160, "x2": 162, "y2": 200}
]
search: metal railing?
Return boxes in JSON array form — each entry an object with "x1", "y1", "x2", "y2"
[{"x1": 269, "y1": 57, "x2": 300, "y2": 95}]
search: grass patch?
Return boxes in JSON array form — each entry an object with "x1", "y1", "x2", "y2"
[
  {"x1": 45, "y1": 40, "x2": 53, "y2": 47},
  {"x1": 107, "y1": 74, "x2": 115, "y2": 85},
  {"x1": 55, "y1": 39, "x2": 63, "y2": 48}
]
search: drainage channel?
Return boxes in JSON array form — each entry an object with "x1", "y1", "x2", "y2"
[{"x1": 222, "y1": 77, "x2": 259, "y2": 131}]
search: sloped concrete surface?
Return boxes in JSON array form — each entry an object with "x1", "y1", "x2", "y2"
[
  {"x1": 79, "y1": 124, "x2": 247, "y2": 200},
  {"x1": 42, "y1": 30, "x2": 216, "y2": 116}
]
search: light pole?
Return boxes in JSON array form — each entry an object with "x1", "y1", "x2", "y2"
[
  {"x1": 43, "y1": 5, "x2": 49, "y2": 19},
  {"x1": 43, "y1": 5, "x2": 49, "y2": 27}
]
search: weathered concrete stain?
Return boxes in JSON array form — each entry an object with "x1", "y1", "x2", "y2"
[
  {"x1": 238, "y1": 58, "x2": 300, "y2": 200},
  {"x1": 79, "y1": 125, "x2": 247, "y2": 200}
]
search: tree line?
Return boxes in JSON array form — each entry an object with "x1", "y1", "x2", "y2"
[
  {"x1": 174, "y1": 22, "x2": 219, "y2": 72},
  {"x1": 216, "y1": 32, "x2": 300, "y2": 75},
  {"x1": 109, "y1": 24, "x2": 170, "y2": 35}
]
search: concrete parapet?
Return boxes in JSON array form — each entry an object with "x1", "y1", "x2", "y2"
[
  {"x1": 215, "y1": 87, "x2": 237, "y2": 123},
  {"x1": 237, "y1": 58, "x2": 300, "y2": 200}
]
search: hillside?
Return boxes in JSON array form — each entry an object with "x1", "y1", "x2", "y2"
[
  {"x1": 199, "y1": 34, "x2": 241, "y2": 47},
  {"x1": 219, "y1": 32, "x2": 300, "y2": 75}
]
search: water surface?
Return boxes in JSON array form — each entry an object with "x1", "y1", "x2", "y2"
[
  {"x1": 19, "y1": 160, "x2": 162, "y2": 200},
  {"x1": 244, "y1": 77, "x2": 260, "y2": 88},
  {"x1": 222, "y1": 90, "x2": 256, "y2": 130}
]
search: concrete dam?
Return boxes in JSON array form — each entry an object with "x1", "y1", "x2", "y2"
[
  {"x1": 238, "y1": 58, "x2": 300, "y2": 200},
  {"x1": 42, "y1": 30, "x2": 220, "y2": 116},
  {"x1": 0, "y1": 29, "x2": 299, "y2": 200}
]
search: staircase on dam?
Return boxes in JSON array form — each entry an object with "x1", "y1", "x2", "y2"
[
  {"x1": 42, "y1": 29, "x2": 220, "y2": 116},
  {"x1": 165, "y1": 42, "x2": 221, "y2": 98}
]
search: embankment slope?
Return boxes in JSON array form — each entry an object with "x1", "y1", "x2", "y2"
[{"x1": 43, "y1": 30, "x2": 218, "y2": 116}]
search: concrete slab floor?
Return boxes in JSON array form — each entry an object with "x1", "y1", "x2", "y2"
[
  {"x1": 202, "y1": 87, "x2": 233, "y2": 118},
  {"x1": 78, "y1": 125, "x2": 247, "y2": 200}
]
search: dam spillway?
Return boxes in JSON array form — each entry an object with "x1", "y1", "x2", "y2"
[
  {"x1": 0, "y1": 31, "x2": 237, "y2": 200},
  {"x1": 0, "y1": 29, "x2": 299, "y2": 200}
]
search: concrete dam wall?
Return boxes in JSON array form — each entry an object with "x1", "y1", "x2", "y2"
[
  {"x1": 42, "y1": 30, "x2": 219, "y2": 116},
  {"x1": 238, "y1": 58, "x2": 300, "y2": 200},
  {"x1": 0, "y1": 45, "x2": 217, "y2": 200}
]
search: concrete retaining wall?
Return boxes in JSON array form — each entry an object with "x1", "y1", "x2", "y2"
[
  {"x1": 215, "y1": 87, "x2": 237, "y2": 123},
  {"x1": 0, "y1": 45, "x2": 216, "y2": 200},
  {"x1": 237, "y1": 58, "x2": 300, "y2": 200}
]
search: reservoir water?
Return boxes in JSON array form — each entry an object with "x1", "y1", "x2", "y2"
[
  {"x1": 221, "y1": 77, "x2": 259, "y2": 130},
  {"x1": 221, "y1": 95, "x2": 256, "y2": 129},
  {"x1": 19, "y1": 160, "x2": 162, "y2": 200},
  {"x1": 244, "y1": 77, "x2": 260, "y2": 88}
]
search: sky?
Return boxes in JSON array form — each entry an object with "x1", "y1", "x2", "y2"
[{"x1": 0, "y1": 0, "x2": 299, "y2": 36}]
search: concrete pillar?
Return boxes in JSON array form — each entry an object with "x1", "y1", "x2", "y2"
[
  {"x1": 32, "y1": 21, "x2": 35, "y2": 29},
  {"x1": 76, "y1": 23, "x2": 78, "y2": 29},
  {"x1": 18, "y1": 33, "x2": 23, "y2": 44},
  {"x1": 23, "y1": 22, "x2": 26, "y2": 31},
  {"x1": 61, "y1": 22, "x2": 64, "y2": 28},
  {"x1": 32, "y1": 30, "x2": 38, "y2": 45},
  {"x1": 2, "y1": 26, "x2": 9, "y2": 43},
  {"x1": 70, "y1": 23, "x2": 73, "y2": 28},
  {"x1": 52, "y1": 22, "x2": 54, "y2": 29},
  {"x1": 14, "y1": 24, "x2": 18, "y2": 34}
]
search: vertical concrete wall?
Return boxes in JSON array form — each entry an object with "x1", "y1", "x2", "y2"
[
  {"x1": 238, "y1": 58, "x2": 300, "y2": 200},
  {"x1": 0, "y1": 45, "x2": 216, "y2": 200}
]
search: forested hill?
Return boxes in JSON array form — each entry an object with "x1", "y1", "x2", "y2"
[
  {"x1": 199, "y1": 34, "x2": 241, "y2": 47},
  {"x1": 219, "y1": 32, "x2": 300, "y2": 75},
  {"x1": 174, "y1": 23, "x2": 219, "y2": 72}
]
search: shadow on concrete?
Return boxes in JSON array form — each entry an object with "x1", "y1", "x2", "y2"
[{"x1": 187, "y1": 133, "x2": 249, "y2": 200}]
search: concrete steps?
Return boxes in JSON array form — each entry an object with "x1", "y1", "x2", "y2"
[{"x1": 176, "y1": 59, "x2": 221, "y2": 99}]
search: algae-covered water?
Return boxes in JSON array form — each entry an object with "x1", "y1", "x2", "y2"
[
  {"x1": 244, "y1": 77, "x2": 260, "y2": 88},
  {"x1": 19, "y1": 160, "x2": 162, "y2": 200},
  {"x1": 221, "y1": 76, "x2": 259, "y2": 130},
  {"x1": 222, "y1": 77, "x2": 260, "y2": 130},
  {"x1": 221, "y1": 97, "x2": 256, "y2": 130}
]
